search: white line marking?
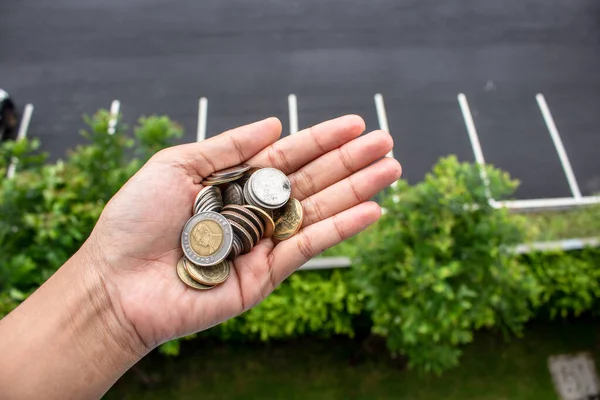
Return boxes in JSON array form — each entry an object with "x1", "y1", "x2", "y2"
[
  {"x1": 7, "y1": 103, "x2": 34, "y2": 179},
  {"x1": 374, "y1": 93, "x2": 393, "y2": 158},
  {"x1": 457, "y1": 93, "x2": 492, "y2": 200},
  {"x1": 197, "y1": 97, "x2": 208, "y2": 142},
  {"x1": 108, "y1": 100, "x2": 120, "y2": 135},
  {"x1": 288, "y1": 94, "x2": 298, "y2": 134},
  {"x1": 536, "y1": 93, "x2": 582, "y2": 199}
]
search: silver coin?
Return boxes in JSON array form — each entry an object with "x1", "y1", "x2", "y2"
[
  {"x1": 195, "y1": 192, "x2": 223, "y2": 213},
  {"x1": 249, "y1": 168, "x2": 291, "y2": 209},
  {"x1": 193, "y1": 186, "x2": 221, "y2": 213},
  {"x1": 244, "y1": 178, "x2": 276, "y2": 211},
  {"x1": 195, "y1": 198, "x2": 218, "y2": 214},
  {"x1": 243, "y1": 180, "x2": 257, "y2": 206},
  {"x1": 211, "y1": 164, "x2": 252, "y2": 179},
  {"x1": 228, "y1": 234, "x2": 242, "y2": 260},
  {"x1": 193, "y1": 186, "x2": 214, "y2": 213},
  {"x1": 224, "y1": 183, "x2": 244, "y2": 206},
  {"x1": 181, "y1": 211, "x2": 233, "y2": 266},
  {"x1": 198, "y1": 198, "x2": 223, "y2": 214}
]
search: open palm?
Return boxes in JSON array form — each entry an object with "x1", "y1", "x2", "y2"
[{"x1": 88, "y1": 115, "x2": 401, "y2": 351}]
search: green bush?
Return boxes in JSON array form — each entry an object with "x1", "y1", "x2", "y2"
[
  {"x1": 354, "y1": 157, "x2": 540, "y2": 373},
  {"x1": 2, "y1": 115, "x2": 600, "y2": 374},
  {"x1": 0, "y1": 111, "x2": 182, "y2": 317},
  {"x1": 526, "y1": 248, "x2": 600, "y2": 318}
]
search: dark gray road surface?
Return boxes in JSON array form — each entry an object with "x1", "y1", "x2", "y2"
[{"x1": 1, "y1": 0, "x2": 599, "y2": 199}]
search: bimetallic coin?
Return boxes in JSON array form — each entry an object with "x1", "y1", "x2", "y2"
[
  {"x1": 250, "y1": 168, "x2": 291, "y2": 208},
  {"x1": 201, "y1": 174, "x2": 243, "y2": 186},
  {"x1": 245, "y1": 205, "x2": 275, "y2": 238},
  {"x1": 223, "y1": 205, "x2": 265, "y2": 239},
  {"x1": 228, "y1": 219, "x2": 254, "y2": 254},
  {"x1": 211, "y1": 164, "x2": 251, "y2": 179},
  {"x1": 176, "y1": 257, "x2": 214, "y2": 290},
  {"x1": 181, "y1": 212, "x2": 233, "y2": 266},
  {"x1": 185, "y1": 259, "x2": 231, "y2": 286},
  {"x1": 224, "y1": 183, "x2": 244, "y2": 206},
  {"x1": 221, "y1": 210, "x2": 261, "y2": 245},
  {"x1": 273, "y1": 198, "x2": 303, "y2": 240}
]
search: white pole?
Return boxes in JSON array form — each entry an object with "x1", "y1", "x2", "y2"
[
  {"x1": 536, "y1": 93, "x2": 582, "y2": 200},
  {"x1": 288, "y1": 94, "x2": 298, "y2": 134},
  {"x1": 197, "y1": 97, "x2": 208, "y2": 142},
  {"x1": 457, "y1": 93, "x2": 492, "y2": 200},
  {"x1": 374, "y1": 93, "x2": 393, "y2": 158},
  {"x1": 108, "y1": 100, "x2": 120, "y2": 135},
  {"x1": 6, "y1": 103, "x2": 34, "y2": 179}
]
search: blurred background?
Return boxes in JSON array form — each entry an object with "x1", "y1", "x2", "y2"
[{"x1": 1, "y1": 1, "x2": 600, "y2": 399}]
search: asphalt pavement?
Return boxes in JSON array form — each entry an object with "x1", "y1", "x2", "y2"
[{"x1": 1, "y1": 0, "x2": 599, "y2": 199}]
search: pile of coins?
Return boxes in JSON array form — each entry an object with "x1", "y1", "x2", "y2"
[{"x1": 177, "y1": 164, "x2": 304, "y2": 290}]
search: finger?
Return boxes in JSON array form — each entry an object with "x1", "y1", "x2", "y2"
[
  {"x1": 229, "y1": 238, "x2": 276, "y2": 310},
  {"x1": 289, "y1": 130, "x2": 393, "y2": 201},
  {"x1": 247, "y1": 115, "x2": 365, "y2": 174},
  {"x1": 302, "y1": 157, "x2": 401, "y2": 227},
  {"x1": 270, "y1": 201, "x2": 381, "y2": 284},
  {"x1": 161, "y1": 117, "x2": 282, "y2": 178}
]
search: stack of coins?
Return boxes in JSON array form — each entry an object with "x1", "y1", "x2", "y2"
[{"x1": 177, "y1": 164, "x2": 304, "y2": 290}]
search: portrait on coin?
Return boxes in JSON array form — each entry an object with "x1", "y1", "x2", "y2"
[{"x1": 191, "y1": 221, "x2": 224, "y2": 256}]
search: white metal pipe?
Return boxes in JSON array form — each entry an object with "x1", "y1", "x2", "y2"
[
  {"x1": 197, "y1": 97, "x2": 208, "y2": 142},
  {"x1": 374, "y1": 93, "x2": 393, "y2": 158},
  {"x1": 300, "y1": 236, "x2": 600, "y2": 270},
  {"x1": 457, "y1": 93, "x2": 492, "y2": 200},
  {"x1": 288, "y1": 94, "x2": 298, "y2": 134},
  {"x1": 495, "y1": 196, "x2": 600, "y2": 210},
  {"x1": 108, "y1": 100, "x2": 120, "y2": 135},
  {"x1": 536, "y1": 94, "x2": 582, "y2": 199}
]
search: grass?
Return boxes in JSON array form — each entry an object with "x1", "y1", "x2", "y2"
[
  {"x1": 105, "y1": 319, "x2": 600, "y2": 400},
  {"x1": 526, "y1": 204, "x2": 600, "y2": 241}
]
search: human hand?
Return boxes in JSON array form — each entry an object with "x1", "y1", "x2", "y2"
[{"x1": 87, "y1": 115, "x2": 401, "y2": 353}]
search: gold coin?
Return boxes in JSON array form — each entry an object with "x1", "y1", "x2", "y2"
[
  {"x1": 185, "y1": 259, "x2": 230, "y2": 286},
  {"x1": 190, "y1": 220, "x2": 224, "y2": 256},
  {"x1": 273, "y1": 198, "x2": 303, "y2": 240},
  {"x1": 245, "y1": 205, "x2": 275, "y2": 238},
  {"x1": 176, "y1": 257, "x2": 214, "y2": 290},
  {"x1": 201, "y1": 174, "x2": 243, "y2": 186}
]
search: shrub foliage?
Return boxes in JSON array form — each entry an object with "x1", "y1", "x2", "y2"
[{"x1": 1, "y1": 114, "x2": 599, "y2": 373}]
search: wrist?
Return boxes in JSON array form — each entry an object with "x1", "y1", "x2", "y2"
[
  {"x1": 0, "y1": 239, "x2": 148, "y2": 399},
  {"x1": 64, "y1": 239, "x2": 150, "y2": 366}
]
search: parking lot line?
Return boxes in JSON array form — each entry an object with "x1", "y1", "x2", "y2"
[
  {"x1": 197, "y1": 97, "x2": 208, "y2": 142},
  {"x1": 457, "y1": 93, "x2": 492, "y2": 200},
  {"x1": 288, "y1": 94, "x2": 298, "y2": 134},
  {"x1": 7, "y1": 103, "x2": 34, "y2": 179},
  {"x1": 107, "y1": 100, "x2": 120, "y2": 135},
  {"x1": 373, "y1": 94, "x2": 393, "y2": 158},
  {"x1": 536, "y1": 94, "x2": 582, "y2": 200}
]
